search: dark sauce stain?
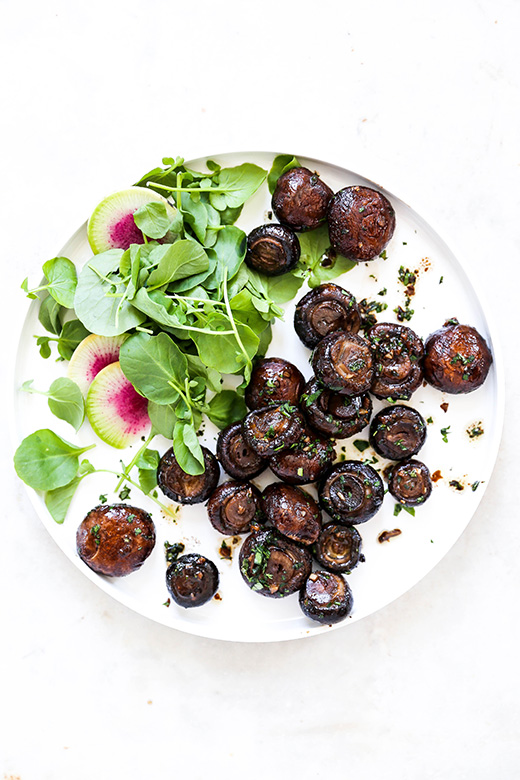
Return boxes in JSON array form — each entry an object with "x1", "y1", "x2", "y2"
[
  {"x1": 449, "y1": 480, "x2": 464, "y2": 491},
  {"x1": 431, "y1": 470, "x2": 443, "y2": 482},
  {"x1": 440, "y1": 402, "x2": 449, "y2": 413}
]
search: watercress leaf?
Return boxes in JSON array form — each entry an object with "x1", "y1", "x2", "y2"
[
  {"x1": 119, "y1": 331, "x2": 187, "y2": 404},
  {"x1": 173, "y1": 421, "x2": 205, "y2": 475},
  {"x1": 206, "y1": 390, "x2": 247, "y2": 429},
  {"x1": 38, "y1": 293, "x2": 63, "y2": 334},
  {"x1": 191, "y1": 312, "x2": 259, "y2": 374},
  {"x1": 229, "y1": 289, "x2": 266, "y2": 333},
  {"x1": 184, "y1": 354, "x2": 222, "y2": 393},
  {"x1": 75, "y1": 249, "x2": 147, "y2": 336},
  {"x1": 44, "y1": 476, "x2": 82, "y2": 524},
  {"x1": 135, "y1": 448, "x2": 160, "y2": 471},
  {"x1": 219, "y1": 203, "x2": 243, "y2": 225},
  {"x1": 42, "y1": 257, "x2": 78, "y2": 308},
  {"x1": 131, "y1": 288, "x2": 187, "y2": 333},
  {"x1": 138, "y1": 467, "x2": 157, "y2": 495},
  {"x1": 267, "y1": 154, "x2": 300, "y2": 194},
  {"x1": 21, "y1": 277, "x2": 38, "y2": 300},
  {"x1": 308, "y1": 253, "x2": 356, "y2": 287},
  {"x1": 298, "y1": 224, "x2": 331, "y2": 269},
  {"x1": 205, "y1": 226, "x2": 247, "y2": 289},
  {"x1": 133, "y1": 201, "x2": 173, "y2": 239},
  {"x1": 146, "y1": 240, "x2": 209, "y2": 290},
  {"x1": 257, "y1": 323, "x2": 273, "y2": 358},
  {"x1": 181, "y1": 192, "x2": 208, "y2": 243},
  {"x1": 206, "y1": 159, "x2": 221, "y2": 173},
  {"x1": 56, "y1": 320, "x2": 91, "y2": 361},
  {"x1": 14, "y1": 429, "x2": 95, "y2": 491},
  {"x1": 36, "y1": 336, "x2": 52, "y2": 359},
  {"x1": 168, "y1": 252, "x2": 217, "y2": 293},
  {"x1": 44, "y1": 378, "x2": 85, "y2": 431},
  {"x1": 212, "y1": 163, "x2": 267, "y2": 209},
  {"x1": 78, "y1": 458, "x2": 96, "y2": 476},
  {"x1": 267, "y1": 272, "x2": 306, "y2": 304},
  {"x1": 148, "y1": 401, "x2": 178, "y2": 438}
]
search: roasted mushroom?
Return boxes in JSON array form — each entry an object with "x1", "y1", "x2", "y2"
[
  {"x1": 327, "y1": 185, "x2": 396, "y2": 262},
  {"x1": 76, "y1": 504, "x2": 155, "y2": 577},
  {"x1": 269, "y1": 429, "x2": 336, "y2": 484},
  {"x1": 388, "y1": 459, "x2": 432, "y2": 506},
  {"x1": 369, "y1": 405, "x2": 427, "y2": 461},
  {"x1": 271, "y1": 166, "x2": 333, "y2": 231},
  {"x1": 301, "y1": 377, "x2": 372, "y2": 439},
  {"x1": 262, "y1": 483, "x2": 322, "y2": 545},
  {"x1": 242, "y1": 403, "x2": 306, "y2": 458},
  {"x1": 319, "y1": 461, "x2": 384, "y2": 524},
  {"x1": 157, "y1": 446, "x2": 220, "y2": 504},
  {"x1": 423, "y1": 320, "x2": 493, "y2": 394},
  {"x1": 312, "y1": 332, "x2": 374, "y2": 396},
  {"x1": 245, "y1": 223, "x2": 300, "y2": 276},
  {"x1": 166, "y1": 553, "x2": 219, "y2": 608},
  {"x1": 294, "y1": 283, "x2": 361, "y2": 348},
  {"x1": 245, "y1": 357, "x2": 305, "y2": 410},
  {"x1": 312, "y1": 523, "x2": 363, "y2": 573},
  {"x1": 299, "y1": 571, "x2": 353, "y2": 624},
  {"x1": 216, "y1": 421, "x2": 268, "y2": 480},
  {"x1": 368, "y1": 322, "x2": 424, "y2": 400},
  {"x1": 207, "y1": 481, "x2": 263, "y2": 535},
  {"x1": 239, "y1": 528, "x2": 312, "y2": 598}
]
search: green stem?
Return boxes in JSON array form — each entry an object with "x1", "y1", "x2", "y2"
[
  {"x1": 96, "y1": 469, "x2": 177, "y2": 519},
  {"x1": 148, "y1": 183, "x2": 238, "y2": 194},
  {"x1": 222, "y1": 267, "x2": 250, "y2": 367},
  {"x1": 165, "y1": 294, "x2": 227, "y2": 307},
  {"x1": 115, "y1": 431, "x2": 156, "y2": 492}
]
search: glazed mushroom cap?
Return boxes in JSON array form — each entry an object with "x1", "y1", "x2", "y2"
[
  {"x1": 242, "y1": 403, "x2": 306, "y2": 458},
  {"x1": 245, "y1": 223, "x2": 300, "y2": 276},
  {"x1": 312, "y1": 523, "x2": 363, "y2": 573},
  {"x1": 239, "y1": 528, "x2": 312, "y2": 598},
  {"x1": 301, "y1": 377, "x2": 372, "y2": 439},
  {"x1": 312, "y1": 331, "x2": 374, "y2": 396},
  {"x1": 269, "y1": 429, "x2": 336, "y2": 485},
  {"x1": 369, "y1": 405, "x2": 427, "y2": 461},
  {"x1": 271, "y1": 166, "x2": 334, "y2": 231},
  {"x1": 294, "y1": 283, "x2": 361, "y2": 349},
  {"x1": 327, "y1": 185, "x2": 396, "y2": 262},
  {"x1": 319, "y1": 461, "x2": 384, "y2": 524},
  {"x1": 165, "y1": 553, "x2": 219, "y2": 608},
  {"x1": 245, "y1": 357, "x2": 305, "y2": 410},
  {"x1": 423, "y1": 320, "x2": 493, "y2": 394},
  {"x1": 157, "y1": 446, "x2": 220, "y2": 504},
  {"x1": 388, "y1": 459, "x2": 432, "y2": 506},
  {"x1": 262, "y1": 483, "x2": 322, "y2": 546},
  {"x1": 76, "y1": 504, "x2": 155, "y2": 577},
  {"x1": 207, "y1": 481, "x2": 264, "y2": 535},
  {"x1": 369, "y1": 322, "x2": 424, "y2": 400},
  {"x1": 216, "y1": 421, "x2": 268, "y2": 480},
  {"x1": 299, "y1": 571, "x2": 353, "y2": 624}
]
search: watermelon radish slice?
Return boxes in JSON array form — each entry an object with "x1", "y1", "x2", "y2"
[
  {"x1": 68, "y1": 334, "x2": 127, "y2": 396},
  {"x1": 86, "y1": 362, "x2": 150, "y2": 449},
  {"x1": 87, "y1": 187, "x2": 177, "y2": 254}
]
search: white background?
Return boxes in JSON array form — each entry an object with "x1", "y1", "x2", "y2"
[{"x1": 1, "y1": 1, "x2": 519, "y2": 778}]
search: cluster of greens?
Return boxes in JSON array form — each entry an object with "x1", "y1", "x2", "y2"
[{"x1": 15, "y1": 154, "x2": 357, "y2": 524}]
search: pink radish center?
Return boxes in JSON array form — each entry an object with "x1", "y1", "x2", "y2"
[
  {"x1": 109, "y1": 382, "x2": 150, "y2": 435},
  {"x1": 109, "y1": 211, "x2": 145, "y2": 250},
  {"x1": 87, "y1": 349, "x2": 123, "y2": 383}
]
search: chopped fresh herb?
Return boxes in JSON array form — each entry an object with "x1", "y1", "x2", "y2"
[
  {"x1": 440, "y1": 426, "x2": 451, "y2": 443},
  {"x1": 297, "y1": 467, "x2": 304, "y2": 477},
  {"x1": 379, "y1": 250, "x2": 388, "y2": 260},
  {"x1": 118, "y1": 486, "x2": 131, "y2": 500},
  {"x1": 471, "y1": 481, "x2": 480, "y2": 492},
  {"x1": 378, "y1": 288, "x2": 387, "y2": 296},
  {"x1": 403, "y1": 506, "x2": 415, "y2": 516},
  {"x1": 394, "y1": 504, "x2": 402, "y2": 516},
  {"x1": 439, "y1": 276, "x2": 444, "y2": 284},
  {"x1": 91, "y1": 524, "x2": 101, "y2": 546},
  {"x1": 426, "y1": 416, "x2": 433, "y2": 424},
  {"x1": 449, "y1": 480, "x2": 464, "y2": 491},
  {"x1": 353, "y1": 440, "x2": 370, "y2": 453},
  {"x1": 98, "y1": 493, "x2": 107, "y2": 503}
]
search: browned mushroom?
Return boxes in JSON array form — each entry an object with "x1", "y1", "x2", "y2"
[
  {"x1": 301, "y1": 377, "x2": 372, "y2": 439},
  {"x1": 166, "y1": 554, "x2": 219, "y2": 607},
  {"x1": 262, "y1": 483, "x2": 322, "y2": 545},
  {"x1": 369, "y1": 405, "x2": 427, "y2": 461},
  {"x1": 312, "y1": 523, "x2": 363, "y2": 573},
  {"x1": 319, "y1": 461, "x2": 384, "y2": 524},
  {"x1": 328, "y1": 186, "x2": 395, "y2": 262},
  {"x1": 299, "y1": 571, "x2": 353, "y2": 624},
  {"x1": 207, "y1": 481, "x2": 264, "y2": 535},
  {"x1": 216, "y1": 421, "x2": 268, "y2": 480},
  {"x1": 245, "y1": 224, "x2": 300, "y2": 275},
  {"x1": 272, "y1": 166, "x2": 333, "y2": 231},
  {"x1": 269, "y1": 429, "x2": 336, "y2": 484},
  {"x1": 368, "y1": 322, "x2": 424, "y2": 400},
  {"x1": 242, "y1": 403, "x2": 306, "y2": 457},
  {"x1": 294, "y1": 283, "x2": 361, "y2": 348},
  {"x1": 423, "y1": 320, "x2": 493, "y2": 393},
  {"x1": 312, "y1": 332, "x2": 374, "y2": 395},
  {"x1": 244, "y1": 357, "x2": 305, "y2": 410},
  {"x1": 388, "y1": 459, "x2": 432, "y2": 506},
  {"x1": 76, "y1": 504, "x2": 155, "y2": 577},
  {"x1": 157, "y1": 446, "x2": 220, "y2": 504},
  {"x1": 239, "y1": 528, "x2": 312, "y2": 598}
]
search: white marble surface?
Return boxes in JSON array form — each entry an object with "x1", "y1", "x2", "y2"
[{"x1": 1, "y1": 1, "x2": 519, "y2": 777}]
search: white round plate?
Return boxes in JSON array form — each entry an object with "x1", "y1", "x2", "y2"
[{"x1": 12, "y1": 152, "x2": 504, "y2": 642}]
